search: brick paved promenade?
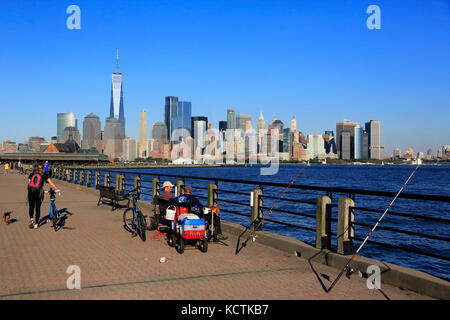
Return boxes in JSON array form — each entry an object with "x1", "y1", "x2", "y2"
[{"x1": 0, "y1": 169, "x2": 432, "y2": 300}]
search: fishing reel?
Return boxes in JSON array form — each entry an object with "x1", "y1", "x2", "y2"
[{"x1": 344, "y1": 266, "x2": 354, "y2": 279}]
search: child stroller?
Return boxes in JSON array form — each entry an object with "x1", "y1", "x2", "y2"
[{"x1": 164, "y1": 202, "x2": 208, "y2": 254}]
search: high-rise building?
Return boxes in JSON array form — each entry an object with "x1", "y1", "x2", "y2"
[
  {"x1": 191, "y1": 116, "x2": 208, "y2": 152},
  {"x1": 123, "y1": 137, "x2": 137, "y2": 161},
  {"x1": 362, "y1": 131, "x2": 369, "y2": 159},
  {"x1": 138, "y1": 110, "x2": 148, "y2": 158},
  {"x1": 82, "y1": 113, "x2": 101, "y2": 150},
  {"x1": 109, "y1": 50, "x2": 125, "y2": 134},
  {"x1": 306, "y1": 134, "x2": 326, "y2": 159},
  {"x1": 151, "y1": 122, "x2": 168, "y2": 142},
  {"x1": 365, "y1": 120, "x2": 384, "y2": 159},
  {"x1": 336, "y1": 119, "x2": 359, "y2": 159},
  {"x1": 164, "y1": 96, "x2": 179, "y2": 141},
  {"x1": 172, "y1": 101, "x2": 192, "y2": 138},
  {"x1": 61, "y1": 127, "x2": 81, "y2": 146},
  {"x1": 219, "y1": 121, "x2": 227, "y2": 132},
  {"x1": 354, "y1": 126, "x2": 363, "y2": 160},
  {"x1": 236, "y1": 114, "x2": 252, "y2": 131},
  {"x1": 283, "y1": 128, "x2": 291, "y2": 154},
  {"x1": 104, "y1": 117, "x2": 125, "y2": 159},
  {"x1": 290, "y1": 117, "x2": 297, "y2": 133},
  {"x1": 341, "y1": 131, "x2": 351, "y2": 160},
  {"x1": 227, "y1": 109, "x2": 236, "y2": 130},
  {"x1": 57, "y1": 112, "x2": 77, "y2": 142}
]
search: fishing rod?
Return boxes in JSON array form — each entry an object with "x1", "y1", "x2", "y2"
[
  {"x1": 235, "y1": 164, "x2": 308, "y2": 255},
  {"x1": 326, "y1": 164, "x2": 420, "y2": 293}
]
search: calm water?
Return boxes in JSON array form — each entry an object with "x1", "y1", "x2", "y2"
[{"x1": 95, "y1": 164, "x2": 450, "y2": 281}]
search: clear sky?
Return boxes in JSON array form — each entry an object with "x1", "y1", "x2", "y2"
[{"x1": 0, "y1": 0, "x2": 449, "y2": 155}]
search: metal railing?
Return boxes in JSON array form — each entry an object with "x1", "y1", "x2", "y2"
[{"x1": 52, "y1": 166, "x2": 450, "y2": 279}]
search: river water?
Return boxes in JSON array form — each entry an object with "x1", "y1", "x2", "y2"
[{"x1": 96, "y1": 164, "x2": 449, "y2": 281}]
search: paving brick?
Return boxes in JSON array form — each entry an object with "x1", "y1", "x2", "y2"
[{"x1": 0, "y1": 170, "x2": 433, "y2": 300}]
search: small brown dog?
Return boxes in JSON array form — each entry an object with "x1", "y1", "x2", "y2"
[{"x1": 3, "y1": 212, "x2": 11, "y2": 225}]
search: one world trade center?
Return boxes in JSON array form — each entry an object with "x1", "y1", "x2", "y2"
[{"x1": 109, "y1": 49, "x2": 125, "y2": 134}]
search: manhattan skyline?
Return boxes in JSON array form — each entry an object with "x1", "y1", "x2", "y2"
[{"x1": 0, "y1": 1, "x2": 449, "y2": 155}]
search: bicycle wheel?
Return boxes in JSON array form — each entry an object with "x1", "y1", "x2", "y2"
[
  {"x1": 123, "y1": 208, "x2": 134, "y2": 233},
  {"x1": 137, "y1": 211, "x2": 147, "y2": 242},
  {"x1": 52, "y1": 204, "x2": 58, "y2": 232}
]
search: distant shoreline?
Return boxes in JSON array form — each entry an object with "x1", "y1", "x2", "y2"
[{"x1": 67, "y1": 161, "x2": 449, "y2": 170}]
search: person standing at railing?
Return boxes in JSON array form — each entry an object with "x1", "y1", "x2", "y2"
[{"x1": 27, "y1": 163, "x2": 60, "y2": 229}]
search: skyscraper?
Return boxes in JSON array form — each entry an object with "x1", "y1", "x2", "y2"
[
  {"x1": 227, "y1": 109, "x2": 236, "y2": 130},
  {"x1": 82, "y1": 113, "x2": 101, "y2": 150},
  {"x1": 365, "y1": 120, "x2": 384, "y2": 159},
  {"x1": 290, "y1": 117, "x2": 297, "y2": 133},
  {"x1": 236, "y1": 114, "x2": 252, "y2": 131},
  {"x1": 336, "y1": 119, "x2": 359, "y2": 159},
  {"x1": 354, "y1": 125, "x2": 363, "y2": 160},
  {"x1": 57, "y1": 112, "x2": 77, "y2": 142},
  {"x1": 191, "y1": 116, "x2": 208, "y2": 152},
  {"x1": 109, "y1": 50, "x2": 125, "y2": 134},
  {"x1": 164, "y1": 96, "x2": 179, "y2": 141},
  {"x1": 104, "y1": 117, "x2": 125, "y2": 159},
  {"x1": 173, "y1": 101, "x2": 192, "y2": 137},
  {"x1": 139, "y1": 109, "x2": 148, "y2": 158}
]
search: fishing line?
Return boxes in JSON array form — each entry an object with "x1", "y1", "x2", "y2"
[
  {"x1": 235, "y1": 164, "x2": 308, "y2": 255},
  {"x1": 326, "y1": 164, "x2": 420, "y2": 293}
]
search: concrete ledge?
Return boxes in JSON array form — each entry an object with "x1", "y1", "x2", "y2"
[
  {"x1": 221, "y1": 220, "x2": 450, "y2": 300},
  {"x1": 57, "y1": 179, "x2": 450, "y2": 300}
]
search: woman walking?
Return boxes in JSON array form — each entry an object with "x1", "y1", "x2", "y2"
[{"x1": 27, "y1": 164, "x2": 60, "y2": 229}]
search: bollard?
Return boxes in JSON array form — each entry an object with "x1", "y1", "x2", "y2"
[
  {"x1": 316, "y1": 195, "x2": 332, "y2": 250},
  {"x1": 176, "y1": 180, "x2": 185, "y2": 197},
  {"x1": 79, "y1": 171, "x2": 84, "y2": 186},
  {"x1": 104, "y1": 173, "x2": 110, "y2": 187},
  {"x1": 116, "y1": 174, "x2": 125, "y2": 192},
  {"x1": 134, "y1": 176, "x2": 141, "y2": 198},
  {"x1": 152, "y1": 177, "x2": 160, "y2": 204},
  {"x1": 86, "y1": 171, "x2": 91, "y2": 187},
  {"x1": 207, "y1": 183, "x2": 218, "y2": 207},
  {"x1": 337, "y1": 197, "x2": 355, "y2": 255},
  {"x1": 95, "y1": 172, "x2": 100, "y2": 188},
  {"x1": 250, "y1": 188, "x2": 263, "y2": 231}
]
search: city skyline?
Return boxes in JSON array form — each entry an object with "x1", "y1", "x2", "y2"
[{"x1": 0, "y1": 1, "x2": 449, "y2": 154}]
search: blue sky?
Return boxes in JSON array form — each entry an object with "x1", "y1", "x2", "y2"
[{"x1": 0, "y1": 0, "x2": 449, "y2": 155}]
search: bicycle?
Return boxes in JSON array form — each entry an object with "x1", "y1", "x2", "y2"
[
  {"x1": 122, "y1": 189, "x2": 147, "y2": 242},
  {"x1": 45, "y1": 188, "x2": 61, "y2": 232}
]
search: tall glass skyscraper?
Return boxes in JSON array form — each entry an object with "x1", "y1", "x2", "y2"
[
  {"x1": 109, "y1": 50, "x2": 125, "y2": 134},
  {"x1": 173, "y1": 101, "x2": 192, "y2": 135},
  {"x1": 354, "y1": 126, "x2": 363, "y2": 160},
  {"x1": 227, "y1": 109, "x2": 236, "y2": 130},
  {"x1": 57, "y1": 112, "x2": 77, "y2": 142},
  {"x1": 164, "y1": 97, "x2": 191, "y2": 142},
  {"x1": 164, "y1": 96, "x2": 178, "y2": 141}
]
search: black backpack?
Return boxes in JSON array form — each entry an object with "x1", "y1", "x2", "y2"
[{"x1": 28, "y1": 173, "x2": 42, "y2": 191}]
